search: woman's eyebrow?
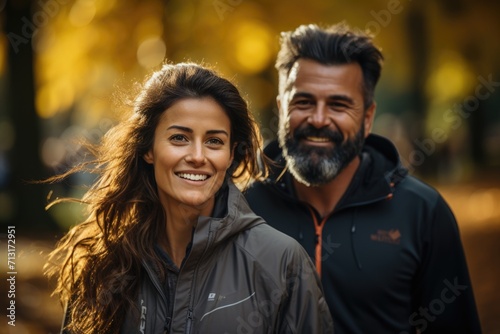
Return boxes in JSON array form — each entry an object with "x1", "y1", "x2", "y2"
[
  {"x1": 206, "y1": 129, "x2": 229, "y2": 136},
  {"x1": 167, "y1": 125, "x2": 228, "y2": 137},
  {"x1": 167, "y1": 125, "x2": 192, "y2": 132}
]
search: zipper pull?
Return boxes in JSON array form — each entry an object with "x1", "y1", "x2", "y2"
[
  {"x1": 185, "y1": 309, "x2": 194, "y2": 333},
  {"x1": 164, "y1": 317, "x2": 171, "y2": 333}
]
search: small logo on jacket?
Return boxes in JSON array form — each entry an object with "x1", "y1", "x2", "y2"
[
  {"x1": 370, "y1": 229, "x2": 401, "y2": 245},
  {"x1": 208, "y1": 293, "x2": 216, "y2": 301}
]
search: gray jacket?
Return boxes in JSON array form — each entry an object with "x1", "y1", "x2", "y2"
[{"x1": 122, "y1": 181, "x2": 334, "y2": 333}]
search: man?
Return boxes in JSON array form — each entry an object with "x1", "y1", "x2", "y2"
[{"x1": 245, "y1": 23, "x2": 481, "y2": 333}]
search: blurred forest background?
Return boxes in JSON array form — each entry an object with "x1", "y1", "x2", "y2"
[{"x1": 0, "y1": 0, "x2": 499, "y2": 333}]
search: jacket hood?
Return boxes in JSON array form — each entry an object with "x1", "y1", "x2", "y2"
[{"x1": 262, "y1": 134, "x2": 408, "y2": 209}]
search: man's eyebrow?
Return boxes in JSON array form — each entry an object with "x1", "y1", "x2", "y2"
[
  {"x1": 291, "y1": 92, "x2": 315, "y2": 100},
  {"x1": 167, "y1": 125, "x2": 229, "y2": 137},
  {"x1": 291, "y1": 92, "x2": 355, "y2": 104}
]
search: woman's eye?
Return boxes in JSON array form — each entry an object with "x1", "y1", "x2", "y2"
[
  {"x1": 169, "y1": 134, "x2": 187, "y2": 142},
  {"x1": 206, "y1": 138, "x2": 224, "y2": 146}
]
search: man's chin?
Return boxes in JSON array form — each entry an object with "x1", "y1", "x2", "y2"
[
  {"x1": 296, "y1": 143, "x2": 333, "y2": 154},
  {"x1": 298, "y1": 140, "x2": 336, "y2": 151},
  {"x1": 287, "y1": 146, "x2": 333, "y2": 165},
  {"x1": 286, "y1": 153, "x2": 341, "y2": 186},
  {"x1": 290, "y1": 167, "x2": 339, "y2": 187}
]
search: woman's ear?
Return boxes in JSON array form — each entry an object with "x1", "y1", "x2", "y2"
[{"x1": 143, "y1": 150, "x2": 154, "y2": 164}]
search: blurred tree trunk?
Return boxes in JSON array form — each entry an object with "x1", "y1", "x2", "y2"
[
  {"x1": 405, "y1": 1, "x2": 432, "y2": 176},
  {"x1": 5, "y1": 0, "x2": 58, "y2": 232},
  {"x1": 462, "y1": 40, "x2": 487, "y2": 168}
]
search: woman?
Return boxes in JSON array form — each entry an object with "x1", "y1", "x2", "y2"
[{"x1": 45, "y1": 63, "x2": 333, "y2": 333}]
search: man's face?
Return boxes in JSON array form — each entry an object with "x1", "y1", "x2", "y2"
[{"x1": 277, "y1": 59, "x2": 375, "y2": 186}]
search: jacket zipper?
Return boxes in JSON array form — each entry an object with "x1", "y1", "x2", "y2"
[
  {"x1": 306, "y1": 206, "x2": 330, "y2": 277},
  {"x1": 185, "y1": 229, "x2": 214, "y2": 333},
  {"x1": 305, "y1": 194, "x2": 392, "y2": 277},
  {"x1": 186, "y1": 309, "x2": 194, "y2": 333},
  {"x1": 142, "y1": 260, "x2": 168, "y2": 303},
  {"x1": 142, "y1": 260, "x2": 169, "y2": 332},
  {"x1": 164, "y1": 317, "x2": 171, "y2": 334}
]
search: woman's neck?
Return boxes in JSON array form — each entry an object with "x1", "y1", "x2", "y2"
[{"x1": 161, "y1": 199, "x2": 215, "y2": 267}]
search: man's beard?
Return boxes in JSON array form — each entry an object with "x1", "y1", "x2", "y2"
[{"x1": 279, "y1": 123, "x2": 365, "y2": 186}]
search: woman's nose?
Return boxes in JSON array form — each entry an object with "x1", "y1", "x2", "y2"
[{"x1": 185, "y1": 143, "x2": 207, "y2": 165}]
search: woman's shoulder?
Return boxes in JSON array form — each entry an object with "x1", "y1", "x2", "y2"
[{"x1": 236, "y1": 222, "x2": 306, "y2": 261}]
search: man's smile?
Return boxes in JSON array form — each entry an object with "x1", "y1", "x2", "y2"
[{"x1": 305, "y1": 136, "x2": 331, "y2": 143}]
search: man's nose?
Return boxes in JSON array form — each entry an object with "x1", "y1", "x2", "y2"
[{"x1": 308, "y1": 103, "x2": 331, "y2": 128}]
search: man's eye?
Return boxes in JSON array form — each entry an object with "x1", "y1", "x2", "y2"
[
  {"x1": 293, "y1": 100, "x2": 314, "y2": 109},
  {"x1": 330, "y1": 102, "x2": 348, "y2": 109}
]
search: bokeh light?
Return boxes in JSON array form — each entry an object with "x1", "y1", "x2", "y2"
[
  {"x1": 426, "y1": 51, "x2": 473, "y2": 103},
  {"x1": 41, "y1": 137, "x2": 66, "y2": 168},
  {"x1": 466, "y1": 189, "x2": 499, "y2": 222},
  {"x1": 137, "y1": 37, "x2": 166, "y2": 68},
  {"x1": 69, "y1": 0, "x2": 97, "y2": 27},
  {"x1": 229, "y1": 21, "x2": 274, "y2": 74}
]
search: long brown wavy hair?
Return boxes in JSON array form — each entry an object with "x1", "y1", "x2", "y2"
[{"x1": 44, "y1": 63, "x2": 268, "y2": 333}]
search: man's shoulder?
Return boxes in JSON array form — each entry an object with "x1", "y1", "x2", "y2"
[
  {"x1": 398, "y1": 174, "x2": 441, "y2": 199},
  {"x1": 244, "y1": 180, "x2": 301, "y2": 226},
  {"x1": 244, "y1": 180, "x2": 282, "y2": 203},
  {"x1": 393, "y1": 174, "x2": 454, "y2": 214}
]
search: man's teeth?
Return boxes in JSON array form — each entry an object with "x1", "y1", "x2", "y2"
[
  {"x1": 178, "y1": 173, "x2": 208, "y2": 181},
  {"x1": 306, "y1": 136, "x2": 330, "y2": 142}
]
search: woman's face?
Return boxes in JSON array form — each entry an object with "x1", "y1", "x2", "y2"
[{"x1": 144, "y1": 97, "x2": 233, "y2": 215}]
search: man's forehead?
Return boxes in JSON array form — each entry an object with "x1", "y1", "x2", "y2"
[{"x1": 283, "y1": 59, "x2": 364, "y2": 96}]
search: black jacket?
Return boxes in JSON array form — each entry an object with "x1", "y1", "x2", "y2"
[
  {"x1": 118, "y1": 180, "x2": 334, "y2": 333},
  {"x1": 245, "y1": 134, "x2": 481, "y2": 334}
]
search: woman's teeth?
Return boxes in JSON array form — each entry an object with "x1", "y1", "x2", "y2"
[{"x1": 177, "y1": 173, "x2": 208, "y2": 181}]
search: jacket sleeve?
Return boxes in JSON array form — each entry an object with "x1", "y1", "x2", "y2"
[
  {"x1": 277, "y1": 243, "x2": 334, "y2": 334},
  {"x1": 411, "y1": 195, "x2": 481, "y2": 333}
]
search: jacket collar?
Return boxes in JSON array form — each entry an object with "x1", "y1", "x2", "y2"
[{"x1": 186, "y1": 178, "x2": 264, "y2": 266}]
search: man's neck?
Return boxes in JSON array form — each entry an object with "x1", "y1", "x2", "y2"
[{"x1": 293, "y1": 156, "x2": 360, "y2": 218}]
